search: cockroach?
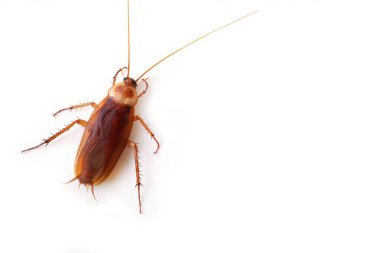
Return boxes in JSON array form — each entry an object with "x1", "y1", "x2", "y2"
[{"x1": 22, "y1": 0, "x2": 258, "y2": 213}]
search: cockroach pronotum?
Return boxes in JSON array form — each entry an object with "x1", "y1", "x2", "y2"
[{"x1": 22, "y1": 0, "x2": 258, "y2": 213}]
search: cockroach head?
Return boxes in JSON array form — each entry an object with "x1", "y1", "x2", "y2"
[
  {"x1": 123, "y1": 77, "x2": 137, "y2": 88},
  {"x1": 108, "y1": 77, "x2": 138, "y2": 106}
]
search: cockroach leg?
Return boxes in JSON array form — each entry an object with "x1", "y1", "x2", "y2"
[
  {"x1": 113, "y1": 67, "x2": 128, "y2": 85},
  {"x1": 21, "y1": 119, "x2": 87, "y2": 153},
  {"x1": 134, "y1": 115, "x2": 160, "y2": 154},
  {"x1": 52, "y1": 102, "x2": 97, "y2": 117},
  {"x1": 127, "y1": 140, "x2": 143, "y2": 213},
  {"x1": 137, "y1": 78, "x2": 149, "y2": 98}
]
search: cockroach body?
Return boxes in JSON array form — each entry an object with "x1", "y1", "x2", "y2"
[
  {"x1": 71, "y1": 76, "x2": 158, "y2": 212},
  {"x1": 74, "y1": 79, "x2": 137, "y2": 188},
  {"x1": 22, "y1": 0, "x2": 258, "y2": 213},
  {"x1": 23, "y1": 72, "x2": 157, "y2": 213}
]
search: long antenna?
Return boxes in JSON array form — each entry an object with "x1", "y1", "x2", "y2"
[
  {"x1": 136, "y1": 10, "x2": 259, "y2": 82},
  {"x1": 127, "y1": 0, "x2": 131, "y2": 77}
]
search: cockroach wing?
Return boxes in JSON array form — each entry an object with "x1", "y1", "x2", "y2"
[{"x1": 74, "y1": 97, "x2": 134, "y2": 186}]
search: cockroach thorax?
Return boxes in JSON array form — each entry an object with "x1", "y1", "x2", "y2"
[{"x1": 108, "y1": 79, "x2": 138, "y2": 106}]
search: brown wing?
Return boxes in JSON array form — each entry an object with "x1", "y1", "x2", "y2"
[{"x1": 74, "y1": 97, "x2": 134, "y2": 185}]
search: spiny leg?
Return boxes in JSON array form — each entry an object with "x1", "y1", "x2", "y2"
[
  {"x1": 53, "y1": 102, "x2": 97, "y2": 117},
  {"x1": 128, "y1": 141, "x2": 143, "y2": 213},
  {"x1": 113, "y1": 67, "x2": 128, "y2": 85},
  {"x1": 137, "y1": 78, "x2": 149, "y2": 98},
  {"x1": 21, "y1": 119, "x2": 87, "y2": 153},
  {"x1": 134, "y1": 115, "x2": 160, "y2": 154}
]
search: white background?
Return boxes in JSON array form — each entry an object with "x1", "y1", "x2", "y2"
[{"x1": 1, "y1": 0, "x2": 380, "y2": 252}]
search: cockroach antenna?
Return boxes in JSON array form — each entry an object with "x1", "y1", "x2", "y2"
[
  {"x1": 127, "y1": 0, "x2": 131, "y2": 78},
  {"x1": 136, "y1": 9, "x2": 259, "y2": 82}
]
